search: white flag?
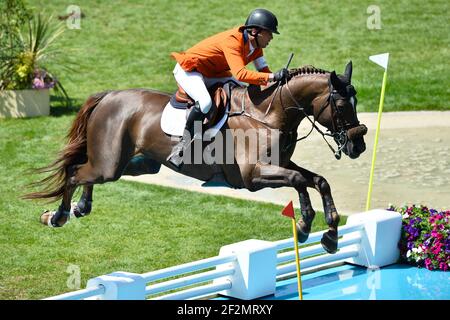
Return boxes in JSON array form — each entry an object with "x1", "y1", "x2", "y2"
[{"x1": 369, "y1": 53, "x2": 389, "y2": 70}]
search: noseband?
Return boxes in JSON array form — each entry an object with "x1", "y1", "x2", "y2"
[{"x1": 284, "y1": 78, "x2": 359, "y2": 159}]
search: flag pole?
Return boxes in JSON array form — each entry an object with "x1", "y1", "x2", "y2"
[
  {"x1": 366, "y1": 53, "x2": 389, "y2": 211},
  {"x1": 282, "y1": 201, "x2": 303, "y2": 300},
  {"x1": 291, "y1": 217, "x2": 303, "y2": 300}
]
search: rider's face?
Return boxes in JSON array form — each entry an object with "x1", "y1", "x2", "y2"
[
  {"x1": 256, "y1": 29, "x2": 273, "y2": 48},
  {"x1": 251, "y1": 28, "x2": 273, "y2": 48}
]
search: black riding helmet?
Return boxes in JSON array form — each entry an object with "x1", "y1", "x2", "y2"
[{"x1": 243, "y1": 8, "x2": 279, "y2": 34}]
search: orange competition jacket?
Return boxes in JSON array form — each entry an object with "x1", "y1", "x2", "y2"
[{"x1": 171, "y1": 27, "x2": 271, "y2": 85}]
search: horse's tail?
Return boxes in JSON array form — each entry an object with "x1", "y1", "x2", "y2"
[{"x1": 23, "y1": 91, "x2": 111, "y2": 202}]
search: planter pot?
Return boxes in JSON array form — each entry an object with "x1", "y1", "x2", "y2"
[{"x1": 0, "y1": 89, "x2": 50, "y2": 118}]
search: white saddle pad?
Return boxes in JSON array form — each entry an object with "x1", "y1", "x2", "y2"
[{"x1": 160, "y1": 101, "x2": 229, "y2": 139}]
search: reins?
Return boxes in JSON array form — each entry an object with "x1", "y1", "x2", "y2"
[{"x1": 227, "y1": 85, "x2": 277, "y2": 129}]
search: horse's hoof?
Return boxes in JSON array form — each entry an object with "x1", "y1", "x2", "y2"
[
  {"x1": 296, "y1": 221, "x2": 310, "y2": 243},
  {"x1": 70, "y1": 202, "x2": 89, "y2": 218},
  {"x1": 321, "y1": 230, "x2": 338, "y2": 254},
  {"x1": 40, "y1": 210, "x2": 69, "y2": 227},
  {"x1": 40, "y1": 210, "x2": 55, "y2": 227}
]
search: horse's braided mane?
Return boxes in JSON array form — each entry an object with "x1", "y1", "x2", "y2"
[{"x1": 288, "y1": 65, "x2": 328, "y2": 77}]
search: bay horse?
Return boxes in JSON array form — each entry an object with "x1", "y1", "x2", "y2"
[{"x1": 24, "y1": 61, "x2": 367, "y2": 254}]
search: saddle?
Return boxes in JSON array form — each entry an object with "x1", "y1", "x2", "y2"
[
  {"x1": 161, "y1": 81, "x2": 241, "y2": 137},
  {"x1": 169, "y1": 81, "x2": 240, "y2": 127}
]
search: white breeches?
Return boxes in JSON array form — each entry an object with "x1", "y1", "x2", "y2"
[{"x1": 173, "y1": 63, "x2": 237, "y2": 114}]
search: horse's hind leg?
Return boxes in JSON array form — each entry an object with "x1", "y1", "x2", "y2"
[
  {"x1": 40, "y1": 182, "x2": 78, "y2": 227},
  {"x1": 68, "y1": 121, "x2": 134, "y2": 213},
  {"x1": 41, "y1": 134, "x2": 134, "y2": 227},
  {"x1": 41, "y1": 156, "x2": 130, "y2": 227},
  {"x1": 71, "y1": 185, "x2": 94, "y2": 218}
]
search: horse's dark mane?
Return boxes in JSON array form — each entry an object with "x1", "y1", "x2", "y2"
[{"x1": 289, "y1": 65, "x2": 328, "y2": 78}]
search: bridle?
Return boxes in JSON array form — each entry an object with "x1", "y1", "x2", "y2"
[
  {"x1": 227, "y1": 72, "x2": 360, "y2": 159},
  {"x1": 284, "y1": 76, "x2": 359, "y2": 159}
]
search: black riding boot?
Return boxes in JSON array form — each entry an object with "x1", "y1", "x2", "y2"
[{"x1": 167, "y1": 103, "x2": 206, "y2": 169}]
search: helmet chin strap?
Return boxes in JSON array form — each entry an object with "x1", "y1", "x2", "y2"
[{"x1": 251, "y1": 29, "x2": 261, "y2": 48}]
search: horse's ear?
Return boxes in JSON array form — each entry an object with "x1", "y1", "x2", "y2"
[
  {"x1": 344, "y1": 61, "x2": 353, "y2": 82},
  {"x1": 330, "y1": 71, "x2": 341, "y2": 88}
]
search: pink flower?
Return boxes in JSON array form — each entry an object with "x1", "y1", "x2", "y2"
[
  {"x1": 32, "y1": 78, "x2": 45, "y2": 89},
  {"x1": 431, "y1": 230, "x2": 439, "y2": 237},
  {"x1": 434, "y1": 231, "x2": 443, "y2": 239},
  {"x1": 425, "y1": 258, "x2": 433, "y2": 270},
  {"x1": 431, "y1": 243, "x2": 443, "y2": 255}
]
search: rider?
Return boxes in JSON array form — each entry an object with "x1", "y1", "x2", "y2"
[{"x1": 167, "y1": 8, "x2": 290, "y2": 168}]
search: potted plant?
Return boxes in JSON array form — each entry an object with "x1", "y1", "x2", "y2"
[{"x1": 0, "y1": 1, "x2": 69, "y2": 118}]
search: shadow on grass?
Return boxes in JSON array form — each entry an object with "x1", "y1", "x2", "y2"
[{"x1": 49, "y1": 95, "x2": 82, "y2": 117}]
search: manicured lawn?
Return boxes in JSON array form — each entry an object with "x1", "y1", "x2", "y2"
[{"x1": 29, "y1": 0, "x2": 450, "y2": 112}]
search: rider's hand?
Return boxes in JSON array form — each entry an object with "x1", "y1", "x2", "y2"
[{"x1": 272, "y1": 68, "x2": 290, "y2": 82}]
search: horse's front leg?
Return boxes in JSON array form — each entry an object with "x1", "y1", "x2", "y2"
[
  {"x1": 296, "y1": 187, "x2": 316, "y2": 243},
  {"x1": 287, "y1": 161, "x2": 340, "y2": 254},
  {"x1": 248, "y1": 163, "x2": 318, "y2": 242}
]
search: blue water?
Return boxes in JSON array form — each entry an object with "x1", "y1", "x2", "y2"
[{"x1": 267, "y1": 264, "x2": 450, "y2": 300}]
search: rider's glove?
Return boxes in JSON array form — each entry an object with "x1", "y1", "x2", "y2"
[{"x1": 273, "y1": 68, "x2": 290, "y2": 82}]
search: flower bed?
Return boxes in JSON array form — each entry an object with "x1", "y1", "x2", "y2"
[{"x1": 388, "y1": 205, "x2": 449, "y2": 271}]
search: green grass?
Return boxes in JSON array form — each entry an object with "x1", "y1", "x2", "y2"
[
  {"x1": 28, "y1": 0, "x2": 450, "y2": 112},
  {"x1": 0, "y1": 115, "x2": 345, "y2": 299}
]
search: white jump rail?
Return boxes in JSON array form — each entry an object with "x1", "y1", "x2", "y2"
[{"x1": 45, "y1": 209, "x2": 402, "y2": 300}]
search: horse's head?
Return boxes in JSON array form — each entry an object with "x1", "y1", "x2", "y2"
[{"x1": 314, "y1": 61, "x2": 367, "y2": 159}]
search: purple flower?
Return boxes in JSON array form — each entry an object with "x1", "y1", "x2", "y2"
[
  {"x1": 31, "y1": 68, "x2": 57, "y2": 90},
  {"x1": 45, "y1": 80, "x2": 56, "y2": 89}
]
